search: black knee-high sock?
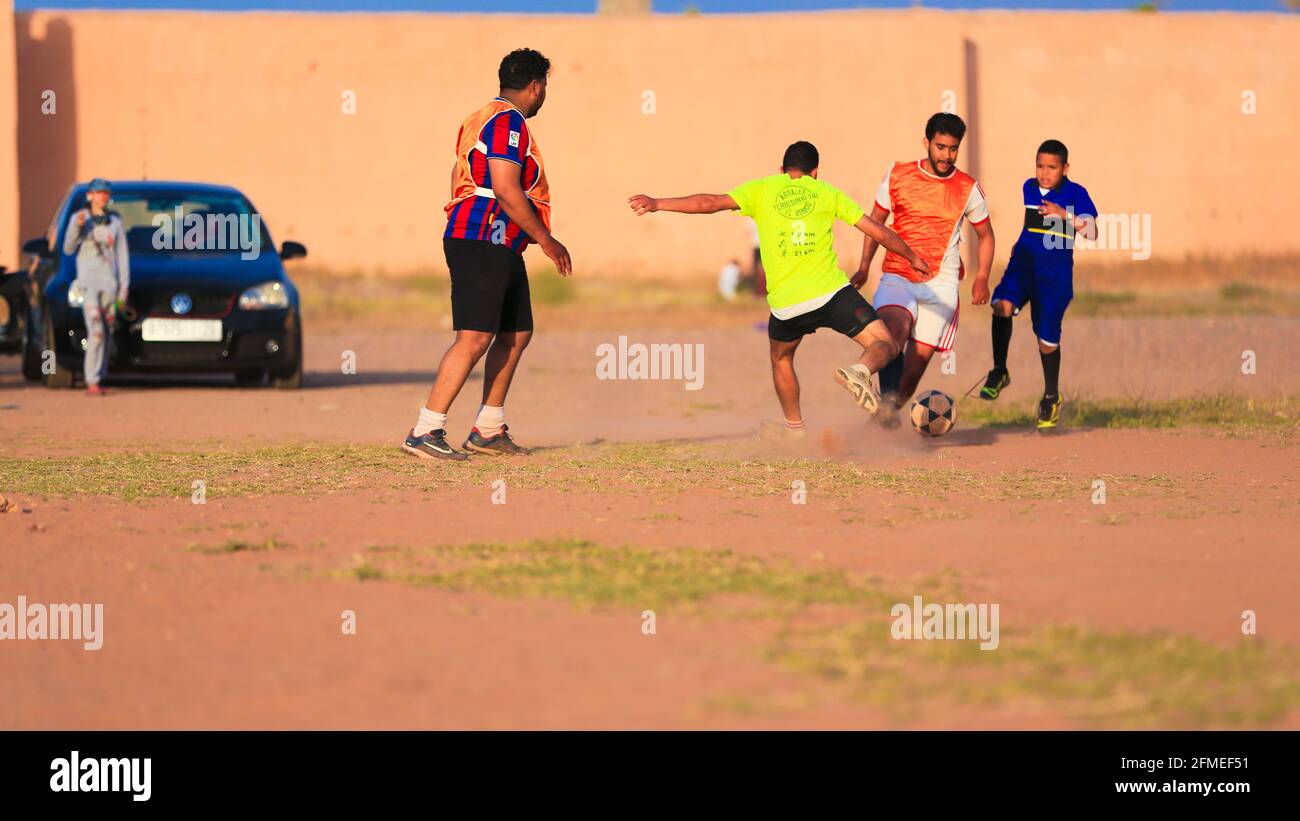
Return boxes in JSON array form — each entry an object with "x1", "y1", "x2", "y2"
[
  {"x1": 878, "y1": 352, "x2": 904, "y2": 398},
  {"x1": 1040, "y1": 347, "x2": 1061, "y2": 397},
  {"x1": 992, "y1": 315, "x2": 1013, "y2": 372}
]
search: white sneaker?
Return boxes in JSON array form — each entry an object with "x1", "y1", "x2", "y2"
[{"x1": 834, "y1": 365, "x2": 880, "y2": 413}]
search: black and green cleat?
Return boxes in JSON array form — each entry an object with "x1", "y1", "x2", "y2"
[
  {"x1": 979, "y1": 368, "x2": 1010, "y2": 401},
  {"x1": 1036, "y1": 393, "x2": 1063, "y2": 432}
]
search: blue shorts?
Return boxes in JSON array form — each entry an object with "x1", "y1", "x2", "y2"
[{"x1": 991, "y1": 248, "x2": 1073, "y2": 346}]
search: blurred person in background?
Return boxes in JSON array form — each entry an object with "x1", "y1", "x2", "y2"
[
  {"x1": 718, "y1": 258, "x2": 741, "y2": 300},
  {"x1": 62, "y1": 178, "x2": 130, "y2": 397}
]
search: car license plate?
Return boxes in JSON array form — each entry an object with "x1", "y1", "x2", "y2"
[{"x1": 141, "y1": 318, "x2": 223, "y2": 342}]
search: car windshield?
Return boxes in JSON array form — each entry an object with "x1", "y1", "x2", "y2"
[{"x1": 73, "y1": 191, "x2": 273, "y2": 256}]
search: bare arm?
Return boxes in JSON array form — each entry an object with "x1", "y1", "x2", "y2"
[
  {"x1": 854, "y1": 212, "x2": 930, "y2": 279},
  {"x1": 628, "y1": 194, "x2": 737, "y2": 216},
  {"x1": 970, "y1": 218, "x2": 995, "y2": 305},
  {"x1": 489, "y1": 157, "x2": 570, "y2": 276},
  {"x1": 852, "y1": 204, "x2": 892, "y2": 287}
]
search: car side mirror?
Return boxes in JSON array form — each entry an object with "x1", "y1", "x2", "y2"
[
  {"x1": 280, "y1": 241, "x2": 307, "y2": 261},
  {"x1": 22, "y1": 237, "x2": 51, "y2": 257}
]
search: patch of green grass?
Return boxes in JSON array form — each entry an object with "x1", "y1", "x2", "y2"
[
  {"x1": 638, "y1": 512, "x2": 684, "y2": 522},
  {"x1": 341, "y1": 536, "x2": 1300, "y2": 728},
  {"x1": 185, "y1": 536, "x2": 287, "y2": 555},
  {"x1": 293, "y1": 265, "x2": 772, "y2": 328},
  {"x1": 294, "y1": 268, "x2": 450, "y2": 325},
  {"x1": 684, "y1": 401, "x2": 732, "y2": 412},
  {"x1": 404, "y1": 274, "x2": 451, "y2": 296},
  {"x1": 531, "y1": 270, "x2": 577, "y2": 306},
  {"x1": 1220, "y1": 281, "x2": 1270, "y2": 301},
  {"x1": 1061, "y1": 279, "x2": 1300, "y2": 318},
  {"x1": 1070, "y1": 290, "x2": 1138, "y2": 315},
  {"x1": 340, "y1": 537, "x2": 903, "y2": 615},
  {"x1": 351, "y1": 561, "x2": 384, "y2": 581},
  {"x1": 964, "y1": 394, "x2": 1300, "y2": 435},
  {"x1": 0, "y1": 439, "x2": 1185, "y2": 502},
  {"x1": 0, "y1": 444, "x2": 424, "y2": 500},
  {"x1": 770, "y1": 620, "x2": 1300, "y2": 729}
]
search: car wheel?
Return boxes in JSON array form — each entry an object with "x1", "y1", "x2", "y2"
[
  {"x1": 271, "y1": 323, "x2": 302, "y2": 390},
  {"x1": 43, "y1": 314, "x2": 75, "y2": 389},
  {"x1": 271, "y1": 360, "x2": 302, "y2": 390},
  {"x1": 20, "y1": 308, "x2": 42, "y2": 382},
  {"x1": 235, "y1": 368, "x2": 265, "y2": 387}
]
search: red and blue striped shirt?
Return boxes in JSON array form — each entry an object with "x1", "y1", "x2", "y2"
[{"x1": 444, "y1": 97, "x2": 551, "y2": 254}]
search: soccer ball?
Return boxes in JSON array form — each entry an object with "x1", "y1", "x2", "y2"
[{"x1": 910, "y1": 390, "x2": 956, "y2": 437}]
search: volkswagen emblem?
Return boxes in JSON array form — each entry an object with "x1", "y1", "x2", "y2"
[{"x1": 170, "y1": 293, "x2": 193, "y2": 315}]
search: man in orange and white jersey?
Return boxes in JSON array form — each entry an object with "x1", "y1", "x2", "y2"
[{"x1": 852, "y1": 113, "x2": 996, "y2": 425}]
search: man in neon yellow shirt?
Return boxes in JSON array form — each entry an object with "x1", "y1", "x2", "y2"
[{"x1": 628, "y1": 141, "x2": 929, "y2": 434}]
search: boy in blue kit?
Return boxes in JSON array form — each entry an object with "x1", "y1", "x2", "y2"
[{"x1": 979, "y1": 140, "x2": 1097, "y2": 431}]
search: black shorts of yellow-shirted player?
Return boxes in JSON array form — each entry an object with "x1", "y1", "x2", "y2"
[{"x1": 628, "y1": 141, "x2": 930, "y2": 435}]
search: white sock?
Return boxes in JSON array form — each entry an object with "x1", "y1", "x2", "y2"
[
  {"x1": 475, "y1": 405, "x2": 506, "y2": 438},
  {"x1": 783, "y1": 418, "x2": 805, "y2": 430},
  {"x1": 413, "y1": 407, "x2": 448, "y2": 437}
]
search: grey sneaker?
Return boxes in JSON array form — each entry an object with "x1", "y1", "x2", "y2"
[
  {"x1": 834, "y1": 365, "x2": 881, "y2": 413},
  {"x1": 402, "y1": 428, "x2": 469, "y2": 461},
  {"x1": 463, "y1": 424, "x2": 531, "y2": 456}
]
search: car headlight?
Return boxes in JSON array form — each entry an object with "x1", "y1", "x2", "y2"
[
  {"x1": 238, "y1": 281, "x2": 289, "y2": 310},
  {"x1": 67, "y1": 282, "x2": 87, "y2": 307}
]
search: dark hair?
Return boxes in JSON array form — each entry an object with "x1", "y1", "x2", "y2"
[
  {"x1": 1037, "y1": 139, "x2": 1069, "y2": 164},
  {"x1": 499, "y1": 48, "x2": 551, "y2": 91},
  {"x1": 925, "y1": 112, "x2": 966, "y2": 142},
  {"x1": 781, "y1": 141, "x2": 820, "y2": 174}
]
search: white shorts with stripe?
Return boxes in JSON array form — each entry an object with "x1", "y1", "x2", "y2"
[{"x1": 871, "y1": 273, "x2": 960, "y2": 352}]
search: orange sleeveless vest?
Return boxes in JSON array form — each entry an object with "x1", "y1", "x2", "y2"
[
  {"x1": 882, "y1": 161, "x2": 975, "y2": 283},
  {"x1": 446, "y1": 99, "x2": 551, "y2": 234}
]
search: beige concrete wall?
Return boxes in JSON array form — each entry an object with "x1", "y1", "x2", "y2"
[
  {"x1": 10, "y1": 9, "x2": 1299, "y2": 278},
  {"x1": 0, "y1": 0, "x2": 18, "y2": 263}
]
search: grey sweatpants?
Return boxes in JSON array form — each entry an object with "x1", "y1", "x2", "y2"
[{"x1": 80, "y1": 285, "x2": 114, "y2": 387}]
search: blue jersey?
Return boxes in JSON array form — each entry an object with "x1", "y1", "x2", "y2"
[
  {"x1": 1013, "y1": 177, "x2": 1098, "y2": 275},
  {"x1": 994, "y1": 177, "x2": 1097, "y2": 344}
]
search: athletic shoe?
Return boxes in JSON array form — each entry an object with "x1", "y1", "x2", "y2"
[
  {"x1": 833, "y1": 365, "x2": 881, "y2": 413},
  {"x1": 1037, "y1": 393, "x2": 1063, "y2": 432},
  {"x1": 979, "y1": 368, "x2": 1010, "y2": 400},
  {"x1": 86, "y1": 384, "x2": 107, "y2": 397},
  {"x1": 463, "y1": 424, "x2": 531, "y2": 456},
  {"x1": 401, "y1": 428, "x2": 468, "y2": 461},
  {"x1": 873, "y1": 394, "x2": 902, "y2": 429}
]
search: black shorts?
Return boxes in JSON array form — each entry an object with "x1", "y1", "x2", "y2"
[
  {"x1": 445, "y1": 237, "x2": 534, "y2": 333},
  {"x1": 767, "y1": 286, "x2": 878, "y2": 342}
]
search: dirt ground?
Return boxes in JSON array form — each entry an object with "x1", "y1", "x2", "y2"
[{"x1": 1, "y1": 311, "x2": 1298, "y2": 729}]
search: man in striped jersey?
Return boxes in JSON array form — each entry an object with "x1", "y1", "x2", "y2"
[{"x1": 404, "y1": 48, "x2": 571, "y2": 461}]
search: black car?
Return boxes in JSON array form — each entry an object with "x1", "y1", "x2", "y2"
[
  {"x1": 0, "y1": 263, "x2": 22, "y2": 354},
  {"x1": 18, "y1": 180, "x2": 306, "y2": 388}
]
